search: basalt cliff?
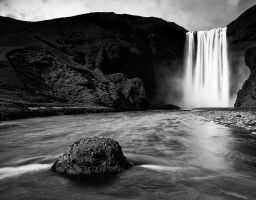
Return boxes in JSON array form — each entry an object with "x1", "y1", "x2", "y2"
[
  {"x1": 0, "y1": 13, "x2": 186, "y2": 120},
  {"x1": 227, "y1": 5, "x2": 256, "y2": 107}
]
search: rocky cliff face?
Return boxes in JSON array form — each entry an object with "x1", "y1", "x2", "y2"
[
  {"x1": 235, "y1": 47, "x2": 256, "y2": 107},
  {"x1": 227, "y1": 5, "x2": 256, "y2": 107},
  {"x1": 0, "y1": 13, "x2": 186, "y2": 118},
  {"x1": 6, "y1": 48, "x2": 146, "y2": 109}
]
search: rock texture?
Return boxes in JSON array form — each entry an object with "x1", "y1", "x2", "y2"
[
  {"x1": 235, "y1": 47, "x2": 256, "y2": 107},
  {"x1": 52, "y1": 137, "x2": 131, "y2": 176},
  {"x1": 227, "y1": 5, "x2": 256, "y2": 105},
  {"x1": 6, "y1": 48, "x2": 146, "y2": 109},
  {"x1": 0, "y1": 12, "x2": 186, "y2": 119},
  {"x1": 197, "y1": 109, "x2": 256, "y2": 131},
  {"x1": 227, "y1": 5, "x2": 256, "y2": 46}
]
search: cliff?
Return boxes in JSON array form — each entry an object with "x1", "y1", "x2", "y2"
[
  {"x1": 235, "y1": 47, "x2": 256, "y2": 107},
  {"x1": 227, "y1": 5, "x2": 256, "y2": 107},
  {"x1": 0, "y1": 12, "x2": 187, "y2": 119}
]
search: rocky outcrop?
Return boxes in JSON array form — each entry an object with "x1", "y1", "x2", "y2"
[
  {"x1": 5, "y1": 48, "x2": 146, "y2": 110},
  {"x1": 52, "y1": 137, "x2": 131, "y2": 176},
  {"x1": 235, "y1": 47, "x2": 256, "y2": 107},
  {"x1": 227, "y1": 5, "x2": 256, "y2": 104},
  {"x1": 106, "y1": 73, "x2": 146, "y2": 110},
  {"x1": 0, "y1": 12, "x2": 186, "y2": 119}
]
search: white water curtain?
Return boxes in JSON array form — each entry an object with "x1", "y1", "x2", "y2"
[{"x1": 183, "y1": 28, "x2": 230, "y2": 108}]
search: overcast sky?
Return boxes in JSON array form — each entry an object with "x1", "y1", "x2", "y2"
[{"x1": 0, "y1": 0, "x2": 255, "y2": 30}]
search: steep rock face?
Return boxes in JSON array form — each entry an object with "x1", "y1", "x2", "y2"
[
  {"x1": 235, "y1": 47, "x2": 256, "y2": 107},
  {"x1": 0, "y1": 12, "x2": 186, "y2": 115},
  {"x1": 5, "y1": 48, "x2": 146, "y2": 110},
  {"x1": 245, "y1": 47, "x2": 256, "y2": 69},
  {"x1": 227, "y1": 5, "x2": 256, "y2": 104},
  {"x1": 34, "y1": 13, "x2": 186, "y2": 105},
  {"x1": 227, "y1": 5, "x2": 256, "y2": 45},
  {"x1": 52, "y1": 137, "x2": 131, "y2": 176}
]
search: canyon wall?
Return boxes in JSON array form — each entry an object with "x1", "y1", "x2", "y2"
[
  {"x1": 227, "y1": 5, "x2": 256, "y2": 107},
  {"x1": 0, "y1": 13, "x2": 187, "y2": 118}
]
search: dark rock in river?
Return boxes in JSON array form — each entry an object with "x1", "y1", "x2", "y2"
[{"x1": 52, "y1": 137, "x2": 131, "y2": 176}]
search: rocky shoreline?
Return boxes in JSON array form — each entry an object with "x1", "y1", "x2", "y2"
[
  {"x1": 0, "y1": 102, "x2": 115, "y2": 121},
  {"x1": 196, "y1": 108, "x2": 256, "y2": 132},
  {"x1": 0, "y1": 98, "x2": 182, "y2": 121}
]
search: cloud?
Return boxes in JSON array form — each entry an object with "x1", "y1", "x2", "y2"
[
  {"x1": 0, "y1": 0, "x2": 254, "y2": 30},
  {"x1": 80, "y1": 0, "x2": 241, "y2": 30},
  {"x1": 0, "y1": 0, "x2": 10, "y2": 7},
  {"x1": 227, "y1": 0, "x2": 241, "y2": 6}
]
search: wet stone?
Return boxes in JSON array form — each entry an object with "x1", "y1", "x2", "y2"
[{"x1": 52, "y1": 137, "x2": 131, "y2": 176}]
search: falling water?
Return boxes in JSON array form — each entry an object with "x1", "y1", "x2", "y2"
[{"x1": 183, "y1": 28, "x2": 230, "y2": 108}]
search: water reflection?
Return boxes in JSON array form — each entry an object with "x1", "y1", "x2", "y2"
[{"x1": 188, "y1": 121, "x2": 233, "y2": 171}]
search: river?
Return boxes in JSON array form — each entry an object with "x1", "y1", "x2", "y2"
[{"x1": 0, "y1": 110, "x2": 256, "y2": 200}]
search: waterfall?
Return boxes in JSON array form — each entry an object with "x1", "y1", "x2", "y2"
[{"x1": 183, "y1": 27, "x2": 230, "y2": 108}]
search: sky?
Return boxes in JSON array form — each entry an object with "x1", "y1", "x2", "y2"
[{"x1": 0, "y1": 0, "x2": 255, "y2": 31}]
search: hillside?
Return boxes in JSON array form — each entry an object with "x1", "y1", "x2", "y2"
[
  {"x1": 227, "y1": 5, "x2": 256, "y2": 107},
  {"x1": 0, "y1": 13, "x2": 187, "y2": 120}
]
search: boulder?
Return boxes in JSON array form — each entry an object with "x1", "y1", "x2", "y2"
[{"x1": 52, "y1": 137, "x2": 131, "y2": 176}]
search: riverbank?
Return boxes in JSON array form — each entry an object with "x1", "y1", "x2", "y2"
[
  {"x1": 0, "y1": 97, "x2": 182, "y2": 121},
  {"x1": 0, "y1": 98, "x2": 115, "y2": 121},
  {"x1": 196, "y1": 108, "x2": 256, "y2": 131}
]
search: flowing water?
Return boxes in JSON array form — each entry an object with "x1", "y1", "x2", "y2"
[
  {"x1": 183, "y1": 28, "x2": 230, "y2": 108},
  {"x1": 0, "y1": 111, "x2": 256, "y2": 200}
]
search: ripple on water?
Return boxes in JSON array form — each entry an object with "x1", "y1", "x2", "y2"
[{"x1": 0, "y1": 163, "x2": 52, "y2": 180}]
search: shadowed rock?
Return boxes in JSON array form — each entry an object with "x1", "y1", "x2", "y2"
[
  {"x1": 227, "y1": 5, "x2": 256, "y2": 103},
  {"x1": 0, "y1": 12, "x2": 186, "y2": 119},
  {"x1": 52, "y1": 137, "x2": 131, "y2": 176},
  {"x1": 235, "y1": 47, "x2": 256, "y2": 108}
]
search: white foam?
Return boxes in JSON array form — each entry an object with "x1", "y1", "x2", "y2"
[
  {"x1": 139, "y1": 165, "x2": 183, "y2": 172},
  {"x1": 221, "y1": 190, "x2": 248, "y2": 199},
  {"x1": 0, "y1": 164, "x2": 51, "y2": 180}
]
